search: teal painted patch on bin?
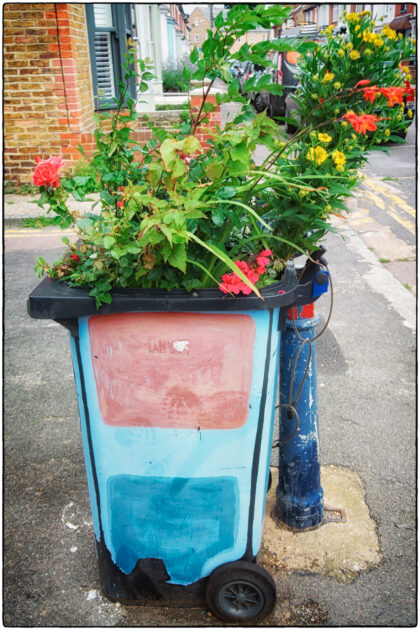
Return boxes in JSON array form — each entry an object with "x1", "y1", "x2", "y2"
[{"x1": 108, "y1": 475, "x2": 239, "y2": 583}]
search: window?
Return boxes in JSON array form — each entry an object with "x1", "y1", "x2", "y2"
[
  {"x1": 194, "y1": 17, "x2": 199, "y2": 26},
  {"x1": 332, "y1": 4, "x2": 339, "y2": 22},
  {"x1": 195, "y1": 34, "x2": 200, "y2": 42},
  {"x1": 86, "y1": 4, "x2": 136, "y2": 109}
]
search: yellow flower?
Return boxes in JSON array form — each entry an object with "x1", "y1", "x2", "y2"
[
  {"x1": 346, "y1": 12, "x2": 360, "y2": 23},
  {"x1": 396, "y1": 114, "x2": 402, "y2": 121},
  {"x1": 382, "y1": 25, "x2": 397, "y2": 40},
  {"x1": 364, "y1": 48, "x2": 373, "y2": 56},
  {"x1": 355, "y1": 25, "x2": 361, "y2": 32},
  {"x1": 336, "y1": 164, "x2": 345, "y2": 172},
  {"x1": 346, "y1": 42, "x2": 353, "y2": 50},
  {"x1": 350, "y1": 50, "x2": 361, "y2": 60},
  {"x1": 332, "y1": 150, "x2": 346, "y2": 166},
  {"x1": 384, "y1": 129, "x2": 391, "y2": 136},
  {"x1": 384, "y1": 46, "x2": 390, "y2": 52},
  {"x1": 318, "y1": 132, "x2": 332, "y2": 143},
  {"x1": 402, "y1": 65, "x2": 410, "y2": 74},
  {"x1": 399, "y1": 33, "x2": 403, "y2": 39},
  {"x1": 341, "y1": 121, "x2": 349, "y2": 128},
  {"x1": 307, "y1": 146, "x2": 328, "y2": 165},
  {"x1": 299, "y1": 189, "x2": 309, "y2": 198},
  {"x1": 374, "y1": 36, "x2": 384, "y2": 47},
  {"x1": 322, "y1": 71, "x2": 335, "y2": 83},
  {"x1": 408, "y1": 109, "x2": 413, "y2": 118},
  {"x1": 326, "y1": 25, "x2": 334, "y2": 36},
  {"x1": 406, "y1": 73, "x2": 412, "y2": 82},
  {"x1": 311, "y1": 93, "x2": 318, "y2": 99},
  {"x1": 334, "y1": 81, "x2": 342, "y2": 89},
  {"x1": 313, "y1": 73, "x2": 319, "y2": 80},
  {"x1": 363, "y1": 30, "x2": 373, "y2": 42},
  {"x1": 351, "y1": 133, "x2": 357, "y2": 140},
  {"x1": 337, "y1": 48, "x2": 345, "y2": 57},
  {"x1": 360, "y1": 10, "x2": 371, "y2": 17}
]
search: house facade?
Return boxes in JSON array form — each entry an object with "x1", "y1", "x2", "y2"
[
  {"x1": 285, "y1": 3, "x2": 416, "y2": 35},
  {"x1": 4, "y1": 3, "x2": 190, "y2": 184}
]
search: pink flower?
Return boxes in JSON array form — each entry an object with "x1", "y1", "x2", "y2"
[{"x1": 33, "y1": 155, "x2": 64, "y2": 188}]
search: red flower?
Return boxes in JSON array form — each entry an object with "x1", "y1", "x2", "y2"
[
  {"x1": 355, "y1": 79, "x2": 371, "y2": 88},
  {"x1": 343, "y1": 112, "x2": 381, "y2": 134},
  {"x1": 378, "y1": 86, "x2": 406, "y2": 107},
  {"x1": 256, "y1": 249, "x2": 272, "y2": 274},
  {"x1": 33, "y1": 155, "x2": 64, "y2": 188},
  {"x1": 69, "y1": 254, "x2": 80, "y2": 262},
  {"x1": 117, "y1": 200, "x2": 124, "y2": 208},
  {"x1": 361, "y1": 86, "x2": 379, "y2": 104},
  {"x1": 219, "y1": 250, "x2": 272, "y2": 295}
]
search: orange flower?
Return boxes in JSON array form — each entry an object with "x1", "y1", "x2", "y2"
[
  {"x1": 355, "y1": 79, "x2": 371, "y2": 87},
  {"x1": 343, "y1": 112, "x2": 381, "y2": 134},
  {"x1": 378, "y1": 86, "x2": 406, "y2": 107},
  {"x1": 361, "y1": 86, "x2": 380, "y2": 103}
]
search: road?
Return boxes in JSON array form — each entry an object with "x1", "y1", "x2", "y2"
[{"x1": 3, "y1": 127, "x2": 416, "y2": 626}]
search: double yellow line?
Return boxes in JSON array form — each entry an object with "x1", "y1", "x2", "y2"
[{"x1": 362, "y1": 176, "x2": 415, "y2": 235}]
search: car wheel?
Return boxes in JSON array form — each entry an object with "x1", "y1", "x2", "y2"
[
  {"x1": 254, "y1": 93, "x2": 265, "y2": 112},
  {"x1": 205, "y1": 561, "x2": 276, "y2": 623}
]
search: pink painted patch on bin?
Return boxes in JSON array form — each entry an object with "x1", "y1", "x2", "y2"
[{"x1": 88, "y1": 312, "x2": 255, "y2": 429}]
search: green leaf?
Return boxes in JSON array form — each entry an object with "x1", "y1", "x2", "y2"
[
  {"x1": 168, "y1": 243, "x2": 187, "y2": 272},
  {"x1": 205, "y1": 162, "x2": 225, "y2": 181},
  {"x1": 190, "y1": 46, "x2": 199, "y2": 64},
  {"x1": 182, "y1": 135, "x2": 201, "y2": 155},
  {"x1": 229, "y1": 142, "x2": 250, "y2": 165},
  {"x1": 103, "y1": 235, "x2": 116, "y2": 248},
  {"x1": 211, "y1": 207, "x2": 225, "y2": 226}
]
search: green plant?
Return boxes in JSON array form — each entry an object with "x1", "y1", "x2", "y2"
[
  {"x1": 32, "y1": 5, "x2": 416, "y2": 308},
  {"x1": 4, "y1": 180, "x2": 38, "y2": 195},
  {"x1": 162, "y1": 66, "x2": 189, "y2": 93},
  {"x1": 379, "y1": 258, "x2": 391, "y2": 263},
  {"x1": 290, "y1": 9, "x2": 416, "y2": 163},
  {"x1": 156, "y1": 103, "x2": 190, "y2": 111},
  {"x1": 23, "y1": 216, "x2": 58, "y2": 229}
]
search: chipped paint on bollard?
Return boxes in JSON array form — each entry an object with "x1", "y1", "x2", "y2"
[{"x1": 276, "y1": 303, "x2": 324, "y2": 530}]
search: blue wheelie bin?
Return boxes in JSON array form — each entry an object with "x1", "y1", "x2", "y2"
[{"x1": 27, "y1": 263, "x2": 319, "y2": 623}]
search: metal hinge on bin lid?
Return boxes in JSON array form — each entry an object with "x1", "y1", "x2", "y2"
[{"x1": 312, "y1": 270, "x2": 329, "y2": 298}]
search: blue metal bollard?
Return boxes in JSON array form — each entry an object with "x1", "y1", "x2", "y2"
[{"x1": 276, "y1": 303, "x2": 324, "y2": 530}]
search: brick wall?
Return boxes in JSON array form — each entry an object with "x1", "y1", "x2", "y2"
[
  {"x1": 4, "y1": 3, "x2": 220, "y2": 184},
  {"x1": 190, "y1": 93, "x2": 222, "y2": 148}
]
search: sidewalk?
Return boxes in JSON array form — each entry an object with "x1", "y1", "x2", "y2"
[{"x1": 4, "y1": 210, "x2": 416, "y2": 625}]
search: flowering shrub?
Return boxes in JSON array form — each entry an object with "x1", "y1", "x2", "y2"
[{"x1": 33, "y1": 6, "x2": 415, "y2": 308}]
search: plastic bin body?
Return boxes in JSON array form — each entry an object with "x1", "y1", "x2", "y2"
[{"x1": 69, "y1": 308, "x2": 280, "y2": 597}]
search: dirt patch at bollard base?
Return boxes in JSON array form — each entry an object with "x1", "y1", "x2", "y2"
[{"x1": 260, "y1": 465, "x2": 381, "y2": 583}]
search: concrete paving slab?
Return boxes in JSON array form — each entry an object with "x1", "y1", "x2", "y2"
[
  {"x1": 383, "y1": 261, "x2": 416, "y2": 295},
  {"x1": 260, "y1": 466, "x2": 381, "y2": 583}
]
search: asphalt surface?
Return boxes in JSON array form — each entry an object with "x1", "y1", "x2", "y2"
[{"x1": 4, "y1": 126, "x2": 416, "y2": 626}]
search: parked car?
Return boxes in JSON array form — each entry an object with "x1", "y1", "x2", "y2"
[
  {"x1": 253, "y1": 49, "x2": 301, "y2": 117},
  {"x1": 237, "y1": 61, "x2": 255, "y2": 94}
]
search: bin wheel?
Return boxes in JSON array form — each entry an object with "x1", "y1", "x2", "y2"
[{"x1": 205, "y1": 561, "x2": 276, "y2": 623}]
